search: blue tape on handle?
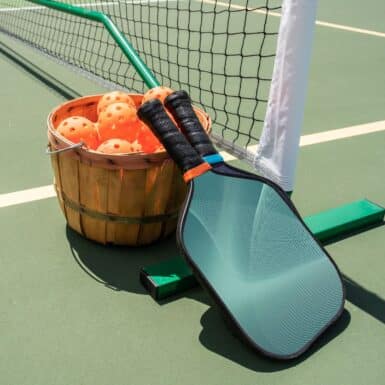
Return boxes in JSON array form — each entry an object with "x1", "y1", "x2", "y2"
[{"x1": 203, "y1": 154, "x2": 224, "y2": 165}]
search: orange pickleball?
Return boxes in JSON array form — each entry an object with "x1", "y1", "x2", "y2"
[
  {"x1": 137, "y1": 124, "x2": 164, "y2": 153},
  {"x1": 57, "y1": 116, "x2": 99, "y2": 150},
  {"x1": 97, "y1": 91, "x2": 136, "y2": 115},
  {"x1": 142, "y1": 86, "x2": 174, "y2": 105},
  {"x1": 98, "y1": 102, "x2": 141, "y2": 142},
  {"x1": 96, "y1": 138, "x2": 142, "y2": 154}
]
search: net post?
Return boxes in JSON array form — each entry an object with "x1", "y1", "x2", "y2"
[{"x1": 253, "y1": 0, "x2": 318, "y2": 192}]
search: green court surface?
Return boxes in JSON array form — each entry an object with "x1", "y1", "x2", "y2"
[{"x1": 0, "y1": 1, "x2": 384, "y2": 384}]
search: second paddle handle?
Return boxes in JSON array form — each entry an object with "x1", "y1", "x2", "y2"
[
  {"x1": 138, "y1": 99, "x2": 204, "y2": 174},
  {"x1": 165, "y1": 90, "x2": 217, "y2": 158}
]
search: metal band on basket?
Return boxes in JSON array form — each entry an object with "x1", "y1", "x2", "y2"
[{"x1": 61, "y1": 191, "x2": 179, "y2": 224}]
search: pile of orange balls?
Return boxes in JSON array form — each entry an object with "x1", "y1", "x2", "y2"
[{"x1": 56, "y1": 87, "x2": 174, "y2": 154}]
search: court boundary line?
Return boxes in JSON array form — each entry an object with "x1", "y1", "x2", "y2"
[
  {"x1": 1, "y1": 1, "x2": 384, "y2": 38},
  {"x1": 0, "y1": 185, "x2": 56, "y2": 208},
  {"x1": 222, "y1": 120, "x2": 385, "y2": 161},
  {"x1": 0, "y1": 120, "x2": 384, "y2": 208},
  {"x1": 200, "y1": 0, "x2": 385, "y2": 38}
]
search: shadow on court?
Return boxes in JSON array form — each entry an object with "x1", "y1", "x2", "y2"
[
  {"x1": 66, "y1": 226, "x2": 180, "y2": 294},
  {"x1": 197, "y1": 306, "x2": 351, "y2": 372},
  {"x1": 67, "y1": 225, "x2": 384, "y2": 371},
  {"x1": 343, "y1": 274, "x2": 385, "y2": 325}
]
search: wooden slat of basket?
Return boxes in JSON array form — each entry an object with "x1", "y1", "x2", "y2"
[
  {"x1": 107, "y1": 168, "x2": 147, "y2": 245},
  {"x1": 58, "y1": 153, "x2": 83, "y2": 234},
  {"x1": 137, "y1": 160, "x2": 175, "y2": 244},
  {"x1": 48, "y1": 94, "x2": 210, "y2": 246},
  {"x1": 105, "y1": 168, "x2": 125, "y2": 243},
  {"x1": 162, "y1": 164, "x2": 187, "y2": 237},
  {"x1": 50, "y1": 151, "x2": 66, "y2": 216},
  {"x1": 78, "y1": 162, "x2": 109, "y2": 244}
]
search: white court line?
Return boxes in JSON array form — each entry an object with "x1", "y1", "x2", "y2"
[
  {"x1": 315, "y1": 20, "x2": 385, "y2": 38},
  {"x1": 299, "y1": 120, "x2": 385, "y2": 146},
  {"x1": 1, "y1": 0, "x2": 384, "y2": 37},
  {"x1": 200, "y1": 0, "x2": 385, "y2": 38},
  {"x1": 200, "y1": 0, "x2": 281, "y2": 17},
  {"x1": 0, "y1": 120, "x2": 384, "y2": 208},
  {"x1": 221, "y1": 120, "x2": 385, "y2": 161},
  {"x1": 0, "y1": 185, "x2": 56, "y2": 208},
  {"x1": 2, "y1": 1, "x2": 384, "y2": 37}
]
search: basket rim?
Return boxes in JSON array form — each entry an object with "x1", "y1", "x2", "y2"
[{"x1": 47, "y1": 93, "x2": 211, "y2": 169}]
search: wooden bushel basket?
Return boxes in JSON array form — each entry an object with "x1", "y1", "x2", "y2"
[{"x1": 47, "y1": 94, "x2": 211, "y2": 246}]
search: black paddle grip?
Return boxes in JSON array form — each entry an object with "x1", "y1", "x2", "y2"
[
  {"x1": 138, "y1": 99, "x2": 204, "y2": 174},
  {"x1": 165, "y1": 90, "x2": 217, "y2": 157}
]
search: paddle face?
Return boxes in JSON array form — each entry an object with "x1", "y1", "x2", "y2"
[
  {"x1": 138, "y1": 97, "x2": 345, "y2": 359},
  {"x1": 178, "y1": 166, "x2": 344, "y2": 358}
]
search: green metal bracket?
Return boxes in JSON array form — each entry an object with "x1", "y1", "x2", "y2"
[
  {"x1": 26, "y1": 0, "x2": 160, "y2": 89},
  {"x1": 141, "y1": 199, "x2": 385, "y2": 300},
  {"x1": 304, "y1": 199, "x2": 384, "y2": 242}
]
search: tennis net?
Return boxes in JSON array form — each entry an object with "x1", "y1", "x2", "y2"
[{"x1": 0, "y1": 0, "x2": 282, "y2": 156}]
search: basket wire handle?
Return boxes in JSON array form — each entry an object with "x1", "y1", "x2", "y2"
[{"x1": 46, "y1": 142, "x2": 84, "y2": 155}]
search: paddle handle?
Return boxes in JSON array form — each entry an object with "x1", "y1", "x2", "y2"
[
  {"x1": 165, "y1": 91, "x2": 217, "y2": 157},
  {"x1": 138, "y1": 100, "x2": 210, "y2": 181}
]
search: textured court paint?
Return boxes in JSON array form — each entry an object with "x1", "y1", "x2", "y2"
[
  {"x1": 202, "y1": 0, "x2": 385, "y2": 37},
  {"x1": 0, "y1": 194, "x2": 384, "y2": 385},
  {"x1": 0, "y1": 0, "x2": 385, "y2": 381},
  {"x1": 316, "y1": 0, "x2": 385, "y2": 33},
  {"x1": 0, "y1": 52, "x2": 62, "y2": 194},
  {"x1": 303, "y1": 20, "x2": 385, "y2": 134},
  {"x1": 0, "y1": 34, "x2": 107, "y2": 194}
]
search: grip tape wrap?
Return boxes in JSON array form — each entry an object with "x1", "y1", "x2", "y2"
[
  {"x1": 165, "y1": 90, "x2": 217, "y2": 158},
  {"x1": 138, "y1": 99, "x2": 204, "y2": 174}
]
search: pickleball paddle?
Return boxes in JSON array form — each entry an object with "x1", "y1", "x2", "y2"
[{"x1": 138, "y1": 97, "x2": 345, "y2": 360}]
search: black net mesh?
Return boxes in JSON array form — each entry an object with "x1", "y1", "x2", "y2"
[{"x1": 0, "y1": 0, "x2": 282, "y2": 152}]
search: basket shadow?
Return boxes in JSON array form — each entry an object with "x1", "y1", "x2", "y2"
[
  {"x1": 65, "y1": 226, "x2": 180, "y2": 294},
  {"x1": 196, "y1": 300, "x2": 351, "y2": 372}
]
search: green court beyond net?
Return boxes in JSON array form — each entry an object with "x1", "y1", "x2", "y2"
[{"x1": 0, "y1": 0, "x2": 282, "y2": 152}]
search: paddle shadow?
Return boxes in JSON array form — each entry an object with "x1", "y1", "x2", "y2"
[
  {"x1": 343, "y1": 274, "x2": 385, "y2": 325},
  {"x1": 67, "y1": 227, "x2": 380, "y2": 371},
  {"x1": 197, "y1": 299, "x2": 351, "y2": 372},
  {"x1": 191, "y1": 268, "x2": 385, "y2": 371}
]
